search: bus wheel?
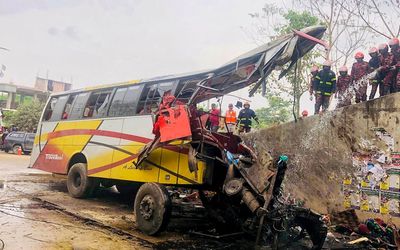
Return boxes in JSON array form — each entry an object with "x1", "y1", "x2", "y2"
[
  {"x1": 67, "y1": 163, "x2": 98, "y2": 198},
  {"x1": 134, "y1": 183, "x2": 171, "y2": 235}
]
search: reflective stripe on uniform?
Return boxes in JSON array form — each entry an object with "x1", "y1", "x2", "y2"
[
  {"x1": 324, "y1": 92, "x2": 332, "y2": 96},
  {"x1": 325, "y1": 81, "x2": 332, "y2": 85}
]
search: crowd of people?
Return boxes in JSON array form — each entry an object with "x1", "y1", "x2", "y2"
[
  {"x1": 310, "y1": 37, "x2": 400, "y2": 114},
  {"x1": 206, "y1": 102, "x2": 259, "y2": 134}
]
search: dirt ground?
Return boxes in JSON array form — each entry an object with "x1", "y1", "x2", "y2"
[{"x1": 0, "y1": 151, "x2": 259, "y2": 250}]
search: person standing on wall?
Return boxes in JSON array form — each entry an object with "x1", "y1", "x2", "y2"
[
  {"x1": 368, "y1": 47, "x2": 383, "y2": 100},
  {"x1": 335, "y1": 66, "x2": 352, "y2": 108},
  {"x1": 237, "y1": 102, "x2": 259, "y2": 134},
  {"x1": 224, "y1": 103, "x2": 237, "y2": 133},
  {"x1": 351, "y1": 52, "x2": 369, "y2": 103},
  {"x1": 314, "y1": 60, "x2": 336, "y2": 114}
]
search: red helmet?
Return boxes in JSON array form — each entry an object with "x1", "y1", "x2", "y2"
[
  {"x1": 368, "y1": 47, "x2": 378, "y2": 54},
  {"x1": 388, "y1": 37, "x2": 399, "y2": 46},
  {"x1": 301, "y1": 110, "x2": 308, "y2": 117},
  {"x1": 323, "y1": 60, "x2": 332, "y2": 67},
  {"x1": 311, "y1": 65, "x2": 319, "y2": 72},
  {"x1": 378, "y1": 43, "x2": 388, "y2": 50},
  {"x1": 355, "y1": 52, "x2": 364, "y2": 59},
  {"x1": 339, "y1": 66, "x2": 348, "y2": 72}
]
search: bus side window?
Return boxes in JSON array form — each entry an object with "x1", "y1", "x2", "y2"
[
  {"x1": 62, "y1": 94, "x2": 77, "y2": 120},
  {"x1": 50, "y1": 95, "x2": 69, "y2": 121},
  {"x1": 108, "y1": 87, "x2": 128, "y2": 117},
  {"x1": 121, "y1": 85, "x2": 141, "y2": 116},
  {"x1": 83, "y1": 90, "x2": 112, "y2": 118},
  {"x1": 136, "y1": 81, "x2": 176, "y2": 115},
  {"x1": 69, "y1": 92, "x2": 90, "y2": 120},
  {"x1": 43, "y1": 97, "x2": 58, "y2": 121}
]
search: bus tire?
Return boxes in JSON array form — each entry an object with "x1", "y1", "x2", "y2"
[
  {"x1": 67, "y1": 163, "x2": 98, "y2": 198},
  {"x1": 134, "y1": 183, "x2": 171, "y2": 236}
]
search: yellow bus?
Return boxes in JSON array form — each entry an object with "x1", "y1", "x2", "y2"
[{"x1": 31, "y1": 26, "x2": 328, "y2": 245}]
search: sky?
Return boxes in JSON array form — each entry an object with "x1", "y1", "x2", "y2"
[{"x1": 0, "y1": 0, "x2": 317, "y2": 113}]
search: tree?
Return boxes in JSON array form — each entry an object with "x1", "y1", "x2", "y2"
[
  {"x1": 246, "y1": 9, "x2": 322, "y2": 117},
  {"x1": 353, "y1": 0, "x2": 400, "y2": 39},
  {"x1": 5, "y1": 100, "x2": 44, "y2": 132},
  {"x1": 254, "y1": 93, "x2": 291, "y2": 128},
  {"x1": 295, "y1": 0, "x2": 369, "y2": 66}
]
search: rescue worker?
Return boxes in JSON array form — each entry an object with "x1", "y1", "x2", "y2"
[
  {"x1": 209, "y1": 103, "x2": 220, "y2": 132},
  {"x1": 309, "y1": 65, "x2": 319, "y2": 99},
  {"x1": 314, "y1": 60, "x2": 336, "y2": 114},
  {"x1": 379, "y1": 43, "x2": 395, "y2": 96},
  {"x1": 389, "y1": 37, "x2": 400, "y2": 92},
  {"x1": 351, "y1": 52, "x2": 369, "y2": 103},
  {"x1": 368, "y1": 47, "x2": 382, "y2": 99},
  {"x1": 237, "y1": 102, "x2": 259, "y2": 133},
  {"x1": 335, "y1": 66, "x2": 352, "y2": 108},
  {"x1": 224, "y1": 103, "x2": 237, "y2": 132}
]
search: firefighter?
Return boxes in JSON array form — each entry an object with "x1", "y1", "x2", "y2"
[
  {"x1": 368, "y1": 47, "x2": 382, "y2": 99},
  {"x1": 335, "y1": 66, "x2": 352, "y2": 108},
  {"x1": 309, "y1": 65, "x2": 319, "y2": 99},
  {"x1": 389, "y1": 37, "x2": 400, "y2": 92},
  {"x1": 379, "y1": 43, "x2": 395, "y2": 96},
  {"x1": 351, "y1": 52, "x2": 369, "y2": 103},
  {"x1": 237, "y1": 102, "x2": 259, "y2": 133},
  {"x1": 314, "y1": 60, "x2": 336, "y2": 114},
  {"x1": 224, "y1": 103, "x2": 237, "y2": 132}
]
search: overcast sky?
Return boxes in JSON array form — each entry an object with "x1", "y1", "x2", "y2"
[{"x1": 0, "y1": 0, "x2": 318, "y2": 112}]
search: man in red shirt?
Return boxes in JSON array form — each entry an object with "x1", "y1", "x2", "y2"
[{"x1": 209, "y1": 103, "x2": 220, "y2": 132}]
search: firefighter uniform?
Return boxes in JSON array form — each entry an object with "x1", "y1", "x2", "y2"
[
  {"x1": 379, "y1": 43, "x2": 395, "y2": 96},
  {"x1": 368, "y1": 49, "x2": 382, "y2": 99},
  {"x1": 237, "y1": 105, "x2": 258, "y2": 133},
  {"x1": 351, "y1": 61, "x2": 369, "y2": 103},
  {"x1": 315, "y1": 69, "x2": 336, "y2": 114},
  {"x1": 392, "y1": 47, "x2": 400, "y2": 92},
  {"x1": 336, "y1": 74, "x2": 352, "y2": 108}
]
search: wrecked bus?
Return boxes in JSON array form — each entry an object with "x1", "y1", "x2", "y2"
[{"x1": 31, "y1": 26, "x2": 328, "y2": 248}]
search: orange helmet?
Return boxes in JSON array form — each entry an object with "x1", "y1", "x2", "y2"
[
  {"x1": 323, "y1": 60, "x2": 332, "y2": 67},
  {"x1": 368, "y1": 47, "x2": 378, "y2": 54},
  {"x1": 389, "y1": 37, "x2": 399, "y2": 46},
  {"x1": 311, "y1": 65, "x2": 319, "y2": 72},
  {"x1": 378, "y1": 43, "x2": 388, "y2": 50},
  {"x1": 339, "y1": 66, "x2": 348, "y2": 72},
  {"x1": 355, "y1": 52, "x2": 364, "y2": 59}
]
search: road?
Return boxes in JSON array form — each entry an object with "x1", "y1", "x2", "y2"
[{"x1": 0, "y1": 151, "x2": 248, "y2": 250}]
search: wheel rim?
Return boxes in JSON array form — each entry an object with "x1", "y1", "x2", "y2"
[
  {"x1": 73, "y1": 173, "x2": 82, "y2": 188},
  {"x1": 139, "y1": 194, "x2": 155, "y2": 220}
]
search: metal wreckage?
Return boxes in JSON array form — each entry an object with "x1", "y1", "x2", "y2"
[{"x1": 134, "y1": 26, "x2": 329, "y2": 248}]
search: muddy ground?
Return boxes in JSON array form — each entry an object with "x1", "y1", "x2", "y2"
[{"x1": 0, "y1": 151, "x2": 261, "y2": 250}]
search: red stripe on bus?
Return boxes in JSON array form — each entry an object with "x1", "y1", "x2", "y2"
[
  {"x1": 87, "y1": 153, "x2": 140, "y2": 175},
  {"x1": 47, "y1": 129, "x2": 152, "y2": 144}
]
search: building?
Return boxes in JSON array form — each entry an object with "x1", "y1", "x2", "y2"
[
  {"x1": 0, "y1": 78, "x2": 72, "y2": 110},
  {"x1": 35, "y1": 77, "x2": 72, "y2": 93},
  {"x1": 0, "y1": 83, "x2": 48, "y2": 110}
]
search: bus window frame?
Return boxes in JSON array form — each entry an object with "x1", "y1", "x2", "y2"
[
  {"x1": 82, "y1": 88, "x2": 113, "y2": 119},
  {"x1": 137, "y1": 80, "x2": 178, "y2": 115},
  {"x1": 108, "y1": 84, "x2": 143, "y2": 118}
]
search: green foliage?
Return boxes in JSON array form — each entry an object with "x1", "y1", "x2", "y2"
[
  {"x1": 254, "y1": 94, "x2": 291, "y2": 129},
  {"x1": 272, "y1": 10, "x2": 321, "y2": 116},
  {"x1": 4, "y1": 100, "x2": 44, "y2": 132},
  {"x1": 276, "y1": 10, "x2": 320, "y2": 35}
]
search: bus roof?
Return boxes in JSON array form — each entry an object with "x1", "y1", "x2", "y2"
[{"x1": 49, "y1": 25, "x2": 327, "y2": 102}]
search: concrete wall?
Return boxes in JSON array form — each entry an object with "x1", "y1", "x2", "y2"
[{"x1": 243, "y1": 93, "x2": 400, "y2": 220}]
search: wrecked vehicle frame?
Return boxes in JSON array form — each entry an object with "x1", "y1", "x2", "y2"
[{"x1": 31, "y1": 26, "x2": 329, "y2": 249}]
